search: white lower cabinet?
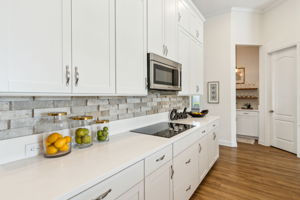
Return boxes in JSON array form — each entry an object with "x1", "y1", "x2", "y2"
[
  {"x1": 116, "y1": 182, "x2": 144, "y2": 200},
  {"x1": 237, "y1": 111, "x2": 259, "y2": 137},
  {"x1": 145, "y1": 161, "x2": 173, "y2": 200},
  {"x1": 197, "y1": 135, "x2": 209, "y2": 184},
  {"x1": 173, "y1": 142, "x2": 199, "y2": 200},
  {"x1": 70, "y1": 161, "x2": 144, "y2": 200},
  {"x1": 208, "y1": 128, "x2": 219, "y2": 169}
]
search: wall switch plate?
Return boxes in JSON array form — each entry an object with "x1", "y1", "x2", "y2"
[{"x1": 25, "y1": 143, "x2": 41, "y2": 157}]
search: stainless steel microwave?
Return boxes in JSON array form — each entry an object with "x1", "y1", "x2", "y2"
[{"x1": 147, "y1": 53, "x2": 182, "y2": 91}]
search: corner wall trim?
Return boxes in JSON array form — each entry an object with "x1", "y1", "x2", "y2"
[{"x1": 219, "y1": 139, "x2": 237, "y2": 147}]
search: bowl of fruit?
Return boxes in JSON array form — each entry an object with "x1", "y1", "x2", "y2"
[
  {"x1": 188, "y1": 110, "x2": 209, "y2": 118},
  {"x1": 43, "y1": 132, "x2": 71, "y2": 158}
]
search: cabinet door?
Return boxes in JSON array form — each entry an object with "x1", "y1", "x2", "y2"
[
  {"x1": 173, "y1": 143, "x2": 199, "y2": 200},
  {"x1": 116, "y1": 182, "x2": 144, "y2": 200},
  {"x1": 148, "y1": 0, "x2": 164, "y2": 56},
  {"x1": 164, "y1": 0, "x2": 178, "y2": 61},
  {"x1": 72, "y1": 0, "x2": 115, "y2": 94},
  {"x1": 178, "y1": 29, "x2": 191, "y2": 96},
  {"x1": 0, "y1": 0, "x2": 71, "y2": 93},
  {"x1": 190, "y1": 39, "x2": 203, "y2": 95},
  {"x1": 190, "y1": 14, "x2": 203, "y2": 43},
  {"x1": 145, "y1": 161, "x2": 173, "y2": 200},
  {"x1": 237, "y1": 113, "x2": 259, "y2": 137},
  {"x1": 208, "y1": 130, "x2": 219, "y2": 169},
  {"x1": 116, "y1": 0, "x2": 147, "y2": 95},
  {"x1": 177, "y1": 0, "x2": 190, "y2": 33},
  {"x1": 197, "y1": 135, "x2": 209, "y2": 184}
]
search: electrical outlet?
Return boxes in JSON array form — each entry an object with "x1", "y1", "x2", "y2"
[{"x1": 25, "y1": 143, "x2": 41, "y2": 157}]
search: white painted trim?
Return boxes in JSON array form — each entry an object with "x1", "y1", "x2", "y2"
[
  {"x1": 263, "y1": 0, "x2": 286, "y2": 13},
  {"x1": 184, "y1": 0, "x2": 206, "y2": 21},
  {"x1": 219, "y1": 139, "x2": 237, "y2": 147},
  {"x1": 231, "y1": 7, "x2": 263, "y2": 14}
]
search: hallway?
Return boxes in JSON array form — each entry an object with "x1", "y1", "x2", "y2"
[{"x1": 191, "y1": 142, "x2": 300, "y2": 200}]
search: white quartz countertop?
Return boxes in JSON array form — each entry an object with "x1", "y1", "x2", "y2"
[{"x1": 0, "y1": 115, "x2": 219, "y2": 200}]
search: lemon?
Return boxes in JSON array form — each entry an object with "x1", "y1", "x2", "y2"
[
  {"x1": 64, "y1": 136, "x2": 71, "y2": 143},
  {"x1": 54, "y1": 138, "x2": 67, "y2": 149},
  {"x1": 47, "y1": 133, "x2": 63, "y2": 144},
  {"x1": 59, "y1": 144, "x2": 70, "y2": 152},
  {"x1": 46, "y1": 145, "x2": 58, "y2": 155}
]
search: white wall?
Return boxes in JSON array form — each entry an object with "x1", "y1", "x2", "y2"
[{"x1": 204, "y1": 13, "x2": 237, "y2": 147}]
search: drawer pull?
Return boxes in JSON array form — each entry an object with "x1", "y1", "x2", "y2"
[
  {"x1": 185, "y1": 185, "x2": 191, "y2": 192},
  {"x1": 171, "y1": 165, "x2": 174, "y2": 179},
  {"x1": 213, "y1": 132, "x2": 216, "y2": 140},
  {"x1": 95, "y1": 189, "x2": 112, "y2": 200},
  {"x1": 199, "y1": 144, "x2": 202, "y2": 153},
  {"x1": 156, "y1": 155, "x2": 165, "y2": 162},
  {"x1": 202, "y1": 130, "x2": 206, "y2": 134},
  {"x1": 185, "y1": 159, "x2": 191, "y2": 165},
  {"x1": 213, "y1": 124, "x2": 216, "y2": 127}
]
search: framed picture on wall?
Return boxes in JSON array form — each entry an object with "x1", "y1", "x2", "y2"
[
  {"x1": 208, "y1": 81, "x2": 219, "y2": 104},
  {"x1": 236, "y1": 68, "x2": 245, "y2": 84}
]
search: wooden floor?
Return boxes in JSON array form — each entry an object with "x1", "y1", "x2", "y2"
[{"x1": 190, "y1": 142, "x2": 300, "y2": 200}]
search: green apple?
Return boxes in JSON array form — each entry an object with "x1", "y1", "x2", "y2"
[
  {"x1": 97, "y1": 130, "x2": 103, "y2": 137},
  {"x1": 98, "y1": 135, "x2": 107, "y2": 141},
  {"x1": 82, "y1": 135, "x2": 91, "y2": 144},
  {"x1": 103, "y1": 127, "x2": 109, "y2": 132},
  {"x1": 75, "y1": 136, "x2": 82, "y2": 144}
]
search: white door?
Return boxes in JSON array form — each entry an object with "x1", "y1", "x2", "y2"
[
  {"x1": 116, "y1": 0, "x2": 147, "y2": 95},
  {"x1": 270, "y1": 46, "x2": 297, "y2": 153},
  {"x1": 190, "y1": 39, "x2": 203, "y2": 95},
  {"x1": 164, "y1": 0, "x2": 177, "y2": 61},
  {"x1": 147, "y1": 0, "x2": 164, "y2": 56},
  {"x1": 72, "y1": 0, "x2": 115, "y2": 94},
  {"x1": 178, "y1": 29, "x2": 191, "y2": 95},
  {"x1": 116, "y1": 182, "x2": 144, "y2": 200},
  {"x1": 145, "y1": 161, "x2": 173, "y2": 200},
  {"x1": 1, "y1": 0, "x2": 71, "y2": 93}
]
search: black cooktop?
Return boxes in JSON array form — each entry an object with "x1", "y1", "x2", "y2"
[{"x1": 131, "y1": 122, "x2": 195, "y2": 138}]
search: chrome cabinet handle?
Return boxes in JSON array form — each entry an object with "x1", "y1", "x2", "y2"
[
  {"x1": 166, "y1": 46, "x2": 168, "y2": 56},
  {"x1": 178, "y1": 13, "x2": 182, "y2": 22},
  {"x1": 202, "y1": 130, "x2": 206, "y2": 134},
  {"x1": 145, "y1": 77, "x2": 148, "y2": 89},
  {"x1": 156, "y1": 155, "x2": 165, "y2": 162},
  {"x1": 75, "y1": 66, "x2": 79, "y2": 87},
  {"x1": 185, "y1": 159, "x2": 191, "y2": 165},
  {"x1": 196, "y1": 30, "x2": 199, "y2": 38},
  {"x1": 65, "y1": 66, "x2": 70, "y2": 87},
  {"x1": 269, "y1": 110, "x2": 274, "y2": 113},
  {"x1": 213, "y1": 132, "x2": 216, "y2": 140},
  {"x1": 170, "y1": 165, "x2": 174, "y2": 179},
  {"x1": 163, "y1": 45, "x2": 166, "y2": 55},
  {"x1": 94, "y1": 189, "x2": 112, "y2": 200},
  {"x1": 185, "y1": 185, "x2": 191, "y2": 192},
  {"x1": 199, "y1": 144, "x2": 202, "y2": 153},
  {"x1": 196, "y1": 85, "x2": 200, "y2": 92}
]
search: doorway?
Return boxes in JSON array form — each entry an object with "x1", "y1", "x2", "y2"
[
  {"x1": 235, "y1": 45, "x2": 260, "y2": 144},
  {"x1": 269, "y1": 46, "x2": 297, "y2": 154}
]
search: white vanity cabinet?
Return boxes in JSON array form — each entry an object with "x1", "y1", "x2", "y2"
[
  {"x1": 237, "y1": 110, "x2": 259, "y2": 137},
  {"x1": 0, "y1": 0, "x2": 72, "y2": 94},
  {"x1": 148, "y1": 0, "x2": 178, "y2": 61}
]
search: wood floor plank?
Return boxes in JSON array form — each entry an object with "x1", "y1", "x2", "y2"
[{"x1": 190, "y1": 142, "x2": 300, "y2": 200}]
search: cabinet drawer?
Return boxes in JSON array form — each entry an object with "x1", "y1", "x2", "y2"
[
  {"x1": 208, "y1": 120, "x2": 220, "y2": 132},
  {"x1": 237, "y1": 111, "x2": 258, "y2": 116},
  {"x1": 145, "y1": 145, "x2": 172, "y2": 176},
  {"x1": 173, "y1": 127, "x2": 207, "y2": 157},
  {"x1": 70, "y1": 161, "x2": 144, "y2": 200}
]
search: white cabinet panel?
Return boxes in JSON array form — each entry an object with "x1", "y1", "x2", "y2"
[
  {"x1": 173, "y1": 143, "x2": 199, "y2": 200},
  {"x1": 147, "y1": 0, "x2": 164, "y2": 56},
  {"x1": 208, "y1": 130, "x2": 219, "y2": 169},
  {"x1": 116, "y1": 0, "x2": 147, "y2": 95},
  {"x1": 1, "y1": 0, "x2": 71, "y2": 93},
  {"x1": 190, "y1": 39, "x2": 203, "y2": 95},
  {"x1": 178, "y1": 29, "x2": 191, "y2": 96},
  {"x1": 117, "y1": 182, "x2": 144, "y2": 200},
  {"x1": 164, "y1": 0, "x2": 178, "y2": 61},
  {"x1": 237, "y1": 111, "x2": 259, "y2": 137},
  {"x1": 145, "y1": 161, "x2": 173, "y2": 200},
  {"x1": 191, "y1": 14, "x2": 203, "y2": 43},
  {"x1": 177, "y1": 0, "x2": 190, "y2": 33},
  {"x1": 197, "y1": 135, "x2": 209, "y2": 184},
  {"x1": 72, "y1": 0, "x2": 115, "y2": 94}
]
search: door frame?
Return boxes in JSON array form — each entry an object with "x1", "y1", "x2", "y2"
[{"x1": 260, "y1": 42, "x2": 300, "y2": 157}]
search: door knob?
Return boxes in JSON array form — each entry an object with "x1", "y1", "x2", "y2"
[{"x1": 269, "y1": 110, "x2": 274, "y2": 113}]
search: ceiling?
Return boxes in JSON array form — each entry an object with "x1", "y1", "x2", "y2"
[{"x1": 192, "y1": 0, "x2": 284, "y2": 17}]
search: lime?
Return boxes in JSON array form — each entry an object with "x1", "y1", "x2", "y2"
[
  {"x1": 97, "y1": 130, "x2": 103, "y2": 137},
  {"x1": 75, "y1": 136, "x2": 82, "y2": 144},
  {"x1": 102, "y1": 131, "x2": 108, "y2": 137},
  {"x1": 82, "y1": 135, "x2": 91, "y2": 144},
  {"x1": 103, "y1": 127, "x2": 109, "y2": 131},
  {"x1": 98, "y1": 135, "x2": 107, "y2": 141},
  {"x1": 82, "y1": 128, "x2": 89, "y2": 136}
]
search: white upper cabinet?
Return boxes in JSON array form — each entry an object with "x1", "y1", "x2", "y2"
[
  {"x1": 190, "y1": 39, "x2": 203, "y2": 95},
  {"x1": 177, "y1": 0, "x2": 190, "y2": 33},
  {"x1": 0, "y1": 0, "x2": 72, "y2": 94},
  {"x1": 148, "y1": 0, "x2": 178, "y2": 61},
  {"x1": 72, "y1": 0, "x2": 115, "y2": 94},
  {"x1": 116, "y1": 0, "x2": 147, "y2": 95},
  {"x1": 178, "y1": 29, "x2": 191, "y2": 96},
  {"x1": 191, "y1": 14, "x2": 204, "y2": 43}
]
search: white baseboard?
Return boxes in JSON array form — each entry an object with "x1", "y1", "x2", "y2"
[{"x1": 219, "y1": 139, "x2": 237, "y2": 147}]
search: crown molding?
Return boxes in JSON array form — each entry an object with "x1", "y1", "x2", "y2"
[{"x1": 262, "y1": 0, "x2": 286, "y2": 13}]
